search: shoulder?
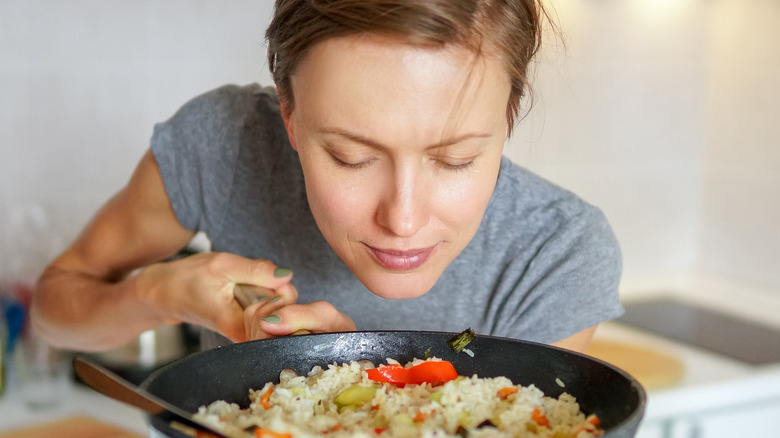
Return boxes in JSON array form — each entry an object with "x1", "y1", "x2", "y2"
[
  {"x1": 152, "y1": 83, "x2": 284, "y2": 153},
  {"x1": 487, "y1": 157, "x2": 605, "y2": 234},
  {"x1": 461, "y1": 158, "x2": 623, "y2": 341},
  {"x1": 168, "y1": 83, "x2": 278, "y2": 124},
  {"x1": 481, "y1": 157, "x2": 621, "y2": 274}
]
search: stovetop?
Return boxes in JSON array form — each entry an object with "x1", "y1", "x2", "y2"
[{"x1": 618, "y1": 297, "x2": 780, "y2": 365}]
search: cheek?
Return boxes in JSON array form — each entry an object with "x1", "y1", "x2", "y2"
[
  {"x1": 435, "y1": 166, "x2": 500, "y2": 230},
  {"x1": 303, "y1": 164, "x2": 372, "y2": 238}
]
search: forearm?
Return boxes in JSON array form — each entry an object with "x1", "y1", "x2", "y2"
[
  {"x1": 31, "y1": 265, "x2": 169, "y2": 352},
  {"x1": 551, "y1": 325, "x2": 597, "y2": 353}
]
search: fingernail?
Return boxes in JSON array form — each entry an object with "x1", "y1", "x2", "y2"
[
  {"x1": 269, "y1": 296, "x2": 282, "y2": 303},
  {"x1": 263, "y1": 314, "x2": 282, "y2": 324},
  {"x1": 274, "y1": 267, "x2": 293, "y2": 277},
  {"x1": 249, "y1": 295, "x2": 268, "y2": 304}
]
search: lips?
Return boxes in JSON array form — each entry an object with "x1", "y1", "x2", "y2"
[{"x1": 367, "y1": 243, "x2": 439, "y2": 271}]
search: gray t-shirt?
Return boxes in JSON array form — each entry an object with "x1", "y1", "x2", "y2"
[{"x1": 151, "y1": 84, "x2": 623, "y2": 349}]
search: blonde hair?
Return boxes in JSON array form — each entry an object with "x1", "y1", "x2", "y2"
[{"x1": 266, "y1": 0, "x2": 552, "y2": 135}]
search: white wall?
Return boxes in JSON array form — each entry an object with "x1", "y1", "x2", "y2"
[
  {"x1": 699, "y1": 1, "x2": 780, "y2": 289},
  {"x1": 505, "y1": 0, "x2": 780, "y2": 292},
  {"x1": 507, "y1": 0, "x2": 709, "y2": 288},
  {"x1": 2, "y1": 0, "x2": 778, "y2": 294},
  {"x1": 0, "y1": 0, "x2": 275, "y2": 282}
]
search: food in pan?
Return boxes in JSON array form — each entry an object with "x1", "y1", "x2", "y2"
[{"x1": 193, "y1": 357, "x2": 603, "y2": 438}]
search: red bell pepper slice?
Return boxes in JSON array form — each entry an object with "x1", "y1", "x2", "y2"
[{"x1": 366, "y1": 361, "x2": 458, "y2": 387}]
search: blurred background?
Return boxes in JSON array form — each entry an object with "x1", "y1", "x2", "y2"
[
  {"x1": 0, "y1": 1, "x2": 778, "y2": 437},
  {"x1": 2, "y1": 0, "x2": 778, "y2": 295}
]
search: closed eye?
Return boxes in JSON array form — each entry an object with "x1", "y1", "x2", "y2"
[
  {"x1": 327, "y1": 150, "x2": 374, "y2": 169},
  {"x1": 433, "y1": 158, "x2": 477, "y2": 172}
]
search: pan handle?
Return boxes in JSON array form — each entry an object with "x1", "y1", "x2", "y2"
[{"x1": 233, "y1": 284, "x2": 311, "y2": 335}]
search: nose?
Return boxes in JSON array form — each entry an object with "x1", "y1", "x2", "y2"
[{"x1": 375, "y1": 163, "x2": 430, "y2": 237}]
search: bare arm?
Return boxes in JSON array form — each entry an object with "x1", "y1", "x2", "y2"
[
  {"x1": 32, "y1": 149, "x2": 354, "y2": 351},
  {"x1": 551, "y1": 325, "x2": 597, "y2": 353},
  {"x1": 31, "y1": 149, "x2": 196, "y2": 350}
]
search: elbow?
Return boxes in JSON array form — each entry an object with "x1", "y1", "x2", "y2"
[
  {"x1": 29, "y1": 270, "x2": 62, "y2": 348},
  {"x1": 28, "y1": 266, "x2": 78, "y2": 350}
]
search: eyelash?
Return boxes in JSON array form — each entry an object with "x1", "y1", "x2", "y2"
[
  {"x1": 329, "y1": 153, "x2": 373, "y2": 169},
  {"x1": 327, "y1": 151, "x2": 476, "y2": 173},
  {"x1": 436, "y1": 159, "x2": 476, "y2": 172}
]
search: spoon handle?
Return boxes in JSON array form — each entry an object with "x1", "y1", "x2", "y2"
[{"x1": 233, "y1": 284, "x2": 312, "y2": 335}]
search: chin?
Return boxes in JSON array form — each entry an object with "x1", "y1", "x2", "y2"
[{"x1": 359, "y1": 272, "x2": 438, "y2": 300}]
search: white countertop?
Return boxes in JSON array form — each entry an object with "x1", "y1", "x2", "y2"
[
  {"x1": 594, "y1": 321, "x2": 780, "y2": 420},
  {"x1": 0, "y1": 363, "x2": 148, "y2": 435},
  {"x1": 613, "y1": 276, "x2": 780, "y2": 435}
]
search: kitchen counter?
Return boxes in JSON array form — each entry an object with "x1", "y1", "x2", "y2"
[
  {"x1": 594, "y1": 321, "x2": 780, "y2": 436},
  {"x1": 1, "y1": 276, "x2": 778, "y2": 438},
  {"x1": 0, "y1": 363, "x2": 147, "y2": 436},
  {"x1": 608, "y1": 276, "x2": 780, "y2": 437}
]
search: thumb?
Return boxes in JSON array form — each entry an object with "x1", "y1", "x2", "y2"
[{"x1": 260, "y1": 301, "x2": 356, "y2": 336}]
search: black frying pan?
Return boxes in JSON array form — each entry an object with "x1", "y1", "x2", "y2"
[{"x1": 142, "y1": 331, "x2": 646, "y2": 437}]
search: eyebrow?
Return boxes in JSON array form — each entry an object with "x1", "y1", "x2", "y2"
[{"x1": 318, "y1": 127, "x2": 493, "y2": 150}]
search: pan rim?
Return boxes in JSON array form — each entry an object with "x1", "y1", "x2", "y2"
[{"x1": 142, "y1": 330, "x2": 646, "y2": 437}]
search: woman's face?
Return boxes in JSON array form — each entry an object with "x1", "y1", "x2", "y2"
[{"x1": 281, "y1": 34, "x2": 511, "y2": 299}]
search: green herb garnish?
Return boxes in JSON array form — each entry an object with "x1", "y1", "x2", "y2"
[{"x1": 448, "y1": 328, "x2": 476, "y2": 353}]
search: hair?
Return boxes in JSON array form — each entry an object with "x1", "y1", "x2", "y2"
[{"x1": 266, "y1": 0, "x2": 554, "y2": 136}]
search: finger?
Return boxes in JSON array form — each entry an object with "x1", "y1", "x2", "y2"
[
  {"x1": 242, "y1": 281, "x2": 298, "y2": 314},
  {"x1": 213, "y1": 254, "x2": 294, "y2": 290},
  {"x1": 242, "y1": 283, "x2": 301, "y2": 340},
  {"x1": 216, "y1": 306, "x2": 249, "y2": 343},
  {"x1": 226, "y1": 264, "x2": 297, "y2": 342},
  {"x1": 260, "y1": 301, "x2": 356, "y2": 336},
  {"x1": 271, "y1": 281, "x2": 299, "y2": 304}
]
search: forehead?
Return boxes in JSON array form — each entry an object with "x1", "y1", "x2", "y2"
[{"x1": 289, "y1": 34, "x2": 511, "y2": 143}]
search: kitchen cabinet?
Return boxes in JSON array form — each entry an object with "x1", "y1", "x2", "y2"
[
  {"x1": 695, "y1": 402, "x2": 780, "y2": 437},
  {"x1": 639, "y1": 401, "x2": 780, "y2": 438}
]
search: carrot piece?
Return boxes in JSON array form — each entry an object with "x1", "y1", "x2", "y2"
[
  {"x1": 573, "y1": 415, "x2": 601, "y2": 436},
  {"x1": 254, "y1": 428, "x2": 292, "y2": 438},
  {"x1": 260, "y1": 385, "x2": 274, "y2": 410},
  {"x1": 497, "y1": 387, "x2": 518, "y2": 400},
  {"x1": 531, "y1": 408, "x2": 549, "y2": 427},
  {"x1": 413, "y1": 411, "x2": 428, "y2": 422}
]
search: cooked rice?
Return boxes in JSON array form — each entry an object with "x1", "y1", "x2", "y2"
[{"x1": 193, "y1": 358, "x2": 603, "y2": 438}]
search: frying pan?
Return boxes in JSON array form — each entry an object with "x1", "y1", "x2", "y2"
[{"x1": 142, "y1": 331, "x2": 646, "y2": 437}]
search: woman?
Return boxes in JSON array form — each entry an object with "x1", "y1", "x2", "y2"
[{"x1": 31, "y1": 0, "x2": 622, "y2": 353}]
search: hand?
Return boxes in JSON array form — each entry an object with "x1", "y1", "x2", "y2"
[
  {"x1": 243, "y1": 299, "x2": 357, "y2": 340},
  {"x1": 135, "y1": 252, "x2": 295, "y2": 343}
]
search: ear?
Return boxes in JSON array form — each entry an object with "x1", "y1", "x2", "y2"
[{"x1": 278, "y1": 88, "x2": 298, "y2": 151}]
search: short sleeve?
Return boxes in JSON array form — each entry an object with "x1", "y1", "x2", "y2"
[
  {"x1": 150, "y1": 85, "x2": 250, "y2": 233},
  {"x1": 493, "y1": 205, "x2": 624, "y2": 343}
]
